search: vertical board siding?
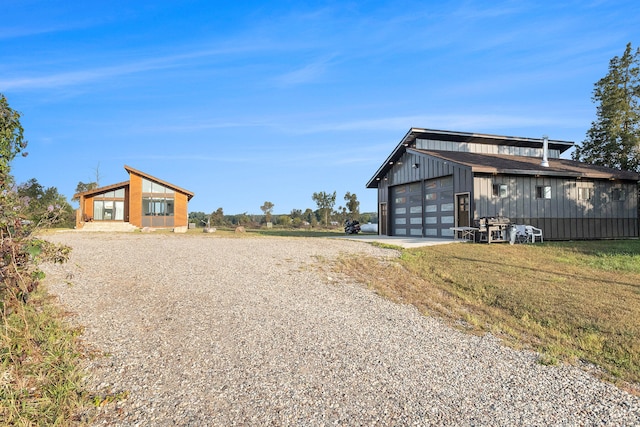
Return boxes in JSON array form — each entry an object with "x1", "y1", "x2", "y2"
[
  {"x1": 129, "y1": 172, "x2": 143, "y2": 227},
  {"x1": 375, "y1": 152, "x2": 473, "y2": 236},
  {"x1": 474, "y1": 175, "x2": 639, "y2": 239},
  {"x1": 374, "y1": 152, "x2": 638, "y2": 240},
  {"x1": 84, "y1": 195, "x2": 95, "y2": 219},
  {"x1": 174, "y1": 192, "x2": 189, "y2": 227}
]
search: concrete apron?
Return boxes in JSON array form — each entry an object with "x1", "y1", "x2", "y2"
[{"x1": 333, "y1": 234, "x2": 462, "y2": 249}]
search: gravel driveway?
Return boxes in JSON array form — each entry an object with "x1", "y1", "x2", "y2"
[{"x1": 43, "y1": 232, "x2": 639, "y2": 426}]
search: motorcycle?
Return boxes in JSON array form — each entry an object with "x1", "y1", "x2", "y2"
[{"x1": 344, "y1": 219, "x2": 361, "y2": 234}]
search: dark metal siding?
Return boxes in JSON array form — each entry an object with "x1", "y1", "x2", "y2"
[
  {"x1": 474, "y1": 175, "x2": 639, "y2": 239},
  {"x1": 374, "y1": 152, "x2": 474, "y2": 236}
]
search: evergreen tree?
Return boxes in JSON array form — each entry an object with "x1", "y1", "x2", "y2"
[
  {"x1": 573, "y1": 43, "x2": 640, "y2": 172},
  {"x1": 210, "y1": 207, "x2": 225, "y2": 226},
  {"x1": 72, "y1": 181, "x2": 98, "y2": 200}
]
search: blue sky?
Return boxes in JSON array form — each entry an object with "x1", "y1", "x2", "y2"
[{"x1": 2, "y1": 1, "x2": 639, "y2": 215}]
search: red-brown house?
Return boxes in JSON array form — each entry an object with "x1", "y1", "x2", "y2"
[{"x1": 74, "y1": 165, "x2": 194, "y2": 230}]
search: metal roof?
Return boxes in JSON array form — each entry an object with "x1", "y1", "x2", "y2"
[
  {"x1": 366, "y1": 128, "x2": 595, "y2": 188},
  {"x1": 413, "y1": 149, "x2": 640, "y2": 181}
]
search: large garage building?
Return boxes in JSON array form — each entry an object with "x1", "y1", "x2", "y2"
[{"x1": 367, "y1": 128, "x2": 639, "y2": 240}]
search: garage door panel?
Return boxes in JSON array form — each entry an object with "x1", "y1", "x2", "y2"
[
  {"x1": 391, "y1": 176, "x2": 454, "y2": 237},
  {"x1": 391, "y1": 184, "x2": 422, "y2": 236}
]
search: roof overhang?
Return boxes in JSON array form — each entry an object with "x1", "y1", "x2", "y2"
[
  {"x1": 415, "y1": 149, "x2": 640, "y2": 181},
  {"x1": 366, "y1": 128, "x2": 575, "y2": 188},
  {"x1": 73, "y1": 166, "x2": 196, "y2": 201},
  {"x1": 124, "y1": 165, "x2": 195, "y2": 200},
  {"x1": 73, "y1": 181, "x2": 129, "y2": 200}
]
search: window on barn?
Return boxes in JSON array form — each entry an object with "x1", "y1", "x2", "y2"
[
  {"x1": 492, "y1": 184, "x2": 508, "y2": 198},
  {"x1": 611, "y1": 188, "x2": 626, "y2": 201},
  {"x1": 578, "y1": 187, "x2": 593, "y2": 200},
  {"x1": 535, "y1": 185, "x2": 551, "y2": 199}
]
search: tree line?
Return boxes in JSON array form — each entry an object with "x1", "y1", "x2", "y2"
[{"x1": 189, "y1": 191, "x2": 375, "y2": 229}]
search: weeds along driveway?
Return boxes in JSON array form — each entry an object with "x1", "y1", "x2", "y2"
[{"x1": 42, "y1": 232, "x2": 640, "y2": 426}]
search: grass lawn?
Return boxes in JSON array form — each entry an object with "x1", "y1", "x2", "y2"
[
  {"x1": 184, "y1": 226, "x2": 353, "y2": 238},
  {"x1": 337, "y1": 239, "x2": 640, "y2": 392}
]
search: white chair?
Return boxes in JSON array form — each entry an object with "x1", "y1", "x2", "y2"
[
  {"x1": 525, "y1": 226, "x2": 543, "y2": 243},
  {"x1": 515, "y1": 225, "x2": 529, "y2": 243}
]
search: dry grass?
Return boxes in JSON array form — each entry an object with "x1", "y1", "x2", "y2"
[
  {"x1": 337, "y1": 240, "x2": 640, "y2": 390},
  {"x1": 1, "y1": 288, "x2": 93, "y2": 425}
]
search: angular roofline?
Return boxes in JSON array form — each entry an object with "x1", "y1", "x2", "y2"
[
  {"x1": 366, "y1": 128, "x2": 574, "y2": 188},
  {"x1": 73, "y1": 181, "x2": 129, "y2": 200},
  {"x1": 124, "y1": 165, "x2": 195, "y2": 200},
  {"x1": 413, "y1": 149, "x2": 640, "y2": 181},
  {"x1": 409, "y1": 128, "x2": 574, "y2": 151}
]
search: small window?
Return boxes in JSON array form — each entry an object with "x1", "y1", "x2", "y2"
[
  {"x1": 578, "y1": 188, "x2": 593, "y2": 200},
  {"x1": 492, "y1": 184, "x2": 508, "y2": 198},
  {"x1": 536, "y1": 186, "x2": 551, "y2": 199},
  {"x1": 409, "y1": 183, "x2": 421, "y2": 193},
  {"x1": 439, "y1": 176, "x2": 453, "y2": 187},
  {"x1": 611, "y1": 188, "x2": 626, "y2": 201}
]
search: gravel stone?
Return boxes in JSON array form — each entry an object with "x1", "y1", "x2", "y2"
[{"x1": 42, "y1": 232, "x2": 640, "y2": 426}]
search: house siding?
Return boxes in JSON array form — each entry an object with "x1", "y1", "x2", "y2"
[
  {"x1": 129, "y1": 172, "x2": 143, "y2": 227},
  {"x1": 174, "y1": 191, "x2": 189, "y2": 227},
  {"x1": 368, "y1": 128, "x2": 639, "y2": 241},
  {"x1": 83, "y1": 195, "x2": 95, "y2": 220},
  {"x1": 377, "y1": 152, "x2": 474, "y2": 237},
  {"x1": 474, "y1": 175, "x2": 639, "y2": 239}
]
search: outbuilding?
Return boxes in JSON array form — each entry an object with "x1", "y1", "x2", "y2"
[
  {"x1": 74, "y1": 165, "x2": 194, "y2": 231},
  {"x1": 367, "y1": 128, "x2": 639, "y2": 240}
]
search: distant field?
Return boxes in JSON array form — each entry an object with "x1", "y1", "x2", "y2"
[
  {"x1": 337, "y1": 239, "x2": 640, "y2": 391},
  {"x1": 186, "y1": 227, "x2": 362, "y2": 238}
]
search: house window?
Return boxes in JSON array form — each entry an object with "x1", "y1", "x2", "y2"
[
  {"x1": 142, "y1": 197, "x2": 174, "y2": 216},
  {"x1": 492, "y1": 184, "x2": 508, "y2": 198},
  {"x1": 536, "y1": 185, "x2": 551, "y2": 199},
  {"x1": 142, "y1": 178, "x2": 175, "y2": 226},
  {"x1": 91, "y1": 187, "x2": 126, "y2": 221},
  {"x1": 611, "y1": 188, "x2": 626, "y2": 201},
  {"x1": 578, "y1": 188, "x2": 593, "y2": 200}
]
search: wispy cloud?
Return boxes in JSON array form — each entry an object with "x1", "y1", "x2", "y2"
[
  {"x1": 293, "y1": 113, "x2": 587, "y2": 134},
  {"x1": 272, "y1": 57, "x2": 335, "y2": 87},
  {"x1": 127, "y1": 110, "x2": 587, "y2": 139},
  {"x1": 0, "y1": 19, "x2": 98, "y2": 40},
  {"x1": 0, "y1": 38, "x2": 302, "y2": 91}
]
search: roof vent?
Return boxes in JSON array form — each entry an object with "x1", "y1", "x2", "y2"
[{"x1": 541, "y1": 135, "x2": 549, "y2": 167}]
